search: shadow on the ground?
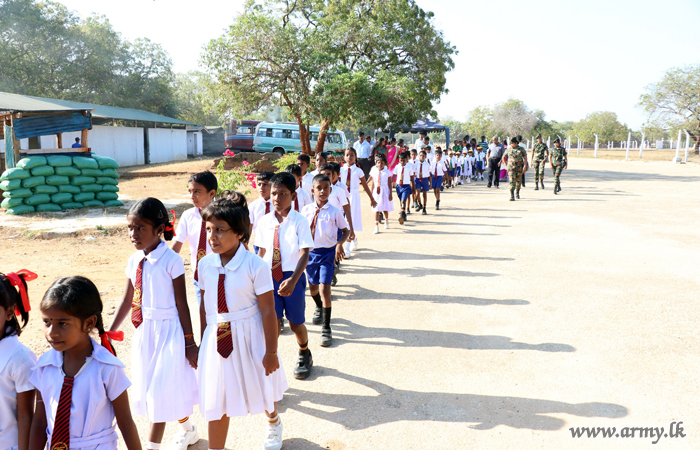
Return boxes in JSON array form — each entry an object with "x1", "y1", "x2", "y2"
[
  {"x1": 563, "y1": 168, "x2": 700, "y2": 184},
  {"x1": 339, "y1": 264, "x2": 499, "y2": 278},
  {"x1": 280, "y1": 368, "x2": 626, "y2": 431},
  {"x1": 355, "y1": 249, "x2": 514, "y2": 262},
  {"x1": 309, "y1": 318, "x2": 573, "y2": 352},
  {"x1": 393, "y1": 228, "x2": 499, "y2": 236},
  {"x1": 332, "y1": 284, "x2": 527, "y2": 306}
]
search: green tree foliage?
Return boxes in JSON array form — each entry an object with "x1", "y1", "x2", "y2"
[
  {"x1": 464, "y1": 106, "x2": 495, "y2": 140},
  {"x1": 639, "y1": 64, "x2": 700, "y2": 152},
  {"x1": 202, "y1": 0, "x2": 456, "y2": 155},
  {"x1": 571, "y1": 111, "x2": 630, "y2": 143},
  {"x1": 173, "y1": 72, "x2": 221, "y2": 126},
  {"x1": 0, "y1": 0, "x2": 177, "y2": 116}
]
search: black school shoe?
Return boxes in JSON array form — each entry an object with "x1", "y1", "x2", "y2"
[
  {"x1": 378, "y1": 212, "x2": 384, "y2": 224},
  {"x1": 331, "y1": 274, "x2": 338, "y2": 286},
  {"x1": 320, "y1": 327, "x2": 332, "y2": 347},
  {"x1": 312, "y1": 307, "x2": 322, "y2": 325},
  {"x1": 294, "y1": 350, "x2": 313, "y2": 379}
]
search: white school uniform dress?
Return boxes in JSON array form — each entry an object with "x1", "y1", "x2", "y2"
[
  {"x1": 249, "y1": 198, "x2": 271, "y2": 235},
  {"x1": 466, "y1": 155, "x2": 475, "y2": 176},
  {"x1": 0, "y1": 333, "x2": 36, "y2": 450},
  {"x1": 125, "y1": 241, "x2": 198, "y2": 422},
  {"x1": 300, "y1": 172, "x2": 315, "y2": 200},
  {"x1": 301, "y1": 202, "x2": 348, "y2": 248},
  {"x1": 173, "y1": 207, "x2": 212, "y2": 280},
  {"x1": 339, "y1": 164, "x2": 365, "y2": 232},
  {"x1": 196, "y1": 247, "x2": 287, "y2": 420},
  {"x1": 254, "y1": 210, "x2": 315, "y2": 272},
  {"x1": 294, "y1": 187, "x2": 312, "y2": 214},
  {"x1": 369, "y1": 166, "x2": 394, "y2": 212},
  {"x1": 328, "y1": 185, "x2": 349, "y2": 212},
  {"x1": 30, "y1": 340, "x2": 130, "y2": 450}
]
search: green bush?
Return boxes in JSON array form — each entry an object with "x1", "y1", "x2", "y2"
[{"x1": 215, "y1": 159, "x2": 260, "y2": 195}]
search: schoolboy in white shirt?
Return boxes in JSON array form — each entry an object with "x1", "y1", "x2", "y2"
[
  {"x1": 286, "y1": 164, "x2": 312, "y2": 213},
  {"x1": 296, "y1": 154, "x2": 315, "y2": 200},
  {"x1": 409, "y1": 148, "x2": 420, "y2": 211},
  {"x1": 301, "y1": 174, "x2": 350, "y2": 347},
  {"x1": 248, "y1": 171, "x2": 274, "y2": 254},
  {"x1": 172, "y1": 170, "x2": 217, "y2": 305},
  {"x1": 430, "y1": 149, "x2": 448, "y2": 210},
  {"x1": 255, "y1": 172, "x2": 315, "y2": 379},
  {"x1": 393, "y1": 151, "x2": 414, "y2": 225},
  {"x1": 413, "y1": 150, "x2": 431, "y2": 215}
]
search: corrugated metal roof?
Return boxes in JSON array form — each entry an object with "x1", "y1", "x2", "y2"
[{"x1": 0, "y1": 91, "x2": 195, "y2": 125}]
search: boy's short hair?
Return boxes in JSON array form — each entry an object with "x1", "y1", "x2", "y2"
[
  {"x1": 319, "y1": 163, "x2": 334, "y2": 173},
  {"x1": 419, "y1": 150, "x2": 427, "y2": 156},
  {"x1": 399, "y1": 151, "x2": 410, "y2": 159},
  {"x1": 410, "y1": 148, "x2": 417, "y2": 154},
  {"x1": 330, "y1": 162, "x2": 342, "y2": 174},
  {"x1": 201, "y1": 192, "x2": 250, "y2": 243},
  {"x1": 317, "y1": 151, "x2": 328, "y2": 161},
  {"x1": 188, "y1": 171, "x2": 218, "y2": 193},
  {"x1": 296, "y1": 154, "x2": 311, "y2": 165},
  {"x1": 285, "y1": 164, "x2": 302, "y2": 178},
  {"x1": 436, "y1": 149, "x2": 443, "y2": 155},
  {"x1": 257, "y1": 171, "x2": 275, "y2": 182},
  {"x1": 312, "y1": 174, "x2": 331, "y2": 186},
  {"x1": 270, "y1": 172, "x2": 297, "y2": 193}
]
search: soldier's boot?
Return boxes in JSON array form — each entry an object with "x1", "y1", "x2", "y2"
[
  {"x1": 557, "y1": 184, "x2": 561, "y2": 193},
  {"x1": 534, "y1": 179, "x2": 539, "y2": 191},
  {"x1": 553, "y1": 185, "x2": 558, "y2": 195},
  {"x1": 516, "y1": 189, "x2": 520, "y2": 199},
  {"x1": 540, "y1": 180, "x2": 545, "y2": 189},
  {"x1": 510, "y1": 189, "x2": 515, "y2": 201}
]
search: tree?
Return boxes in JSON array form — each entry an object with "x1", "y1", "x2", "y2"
[
  {"x1": 202, "y1": 0, "x2": 456, "y2": 155},
  {"x1": 464, "y1": 106, "x2": 495, "y2": 140},
  {"x1": 639, "y1": 64, "x2": 700, "y2": 152},
  {"x1": 492, "y1": 99, "x2": 538, "y2": 139},
  {"x1": 571, "y1": 111, "x2": 630, "y2": 143},
  {"x1": 173, "y1": 72, "x2": 221, "y2": 126}
]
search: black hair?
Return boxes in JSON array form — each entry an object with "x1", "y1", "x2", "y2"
[
  {"x1": 285, "y1": 164, "x2": 302, "y2": 178},
  {"x1": 75, "y1": 137, "x2": 80, "y2": 142},
  {"x1": 296, "y1": 154, "x2": 311, "y2": 165},
  {"x1": 128, "y1": 197, "x2": 175, "y2": 241},
  {"x1": 270, "y1": 172, "x2": 297, "y2": 194},
  {"x1": 344, "y1": 147, "x2": 357, "y2": 157},
  {"x1": 201, "y1": 191, "x2": 250, "y2": 244},
  {"x1": 510, "y1": 137, "x2": 519, "y2": 144},
  {"x1": 188, "y1": 170, "x2": 218, "y2": 193},
  {"x1": 257, "y1": 171, "x2": 275, "y2": 182},
  {"x1": 375, "y1": 153, "x2": 387, "y2": 163},
  {"x1": 517, "y1": 135, "x2": 523, "y2": 142},
  {"x1": 330, "y1": 162, "x2": 341, "y2": 174},
  {"x1": 319, "y1": 163, "x2": 335, "y2": 174},
  {"x1": 41, "y1": 276, "x2": 116, "y2": 355},
  {"x1": 0, "y1": 273, "x2": 29, "y2": 337},
  {"x1": 399, "y1": 151, "x2": 410, "y2": 160},
  {"x1": 436, "y1": 146, "x2": 442, "y2": 151},
  {"x1": 410, "y1": 148, "x2": 417, "y2": 153},
  {"x1": 312, "y1": 174, "x2": 331, "y2": 187},
  {"x1": 398, "y1": 139, "x2": 405, "y2": 145},
  {"x1": 359, "y1": 132, "x2": 365, "y2": 136},
  {"x1": 480, "y1": 136, "x2": 486, "y2": 141},
  {"x1": 419, "y1": 150, "x2": 427, "y2": 156},
  {"x1": 436, "y1": 149, "x2": 443, "y2": 155},
  {"x1": 316, "y1": 152, "x2": 328, "y2": 162}
]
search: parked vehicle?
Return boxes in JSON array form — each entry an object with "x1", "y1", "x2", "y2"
[
  {"x1": 224, "y1": 120, "x2": 261, "y2": 153},
  {"x1": 253, "y1": 122, "x2": 347, "y2": 155}
]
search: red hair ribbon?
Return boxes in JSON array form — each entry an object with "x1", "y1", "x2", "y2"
[
  {"x1": 5, "y1": 270, "x2": 38, "y2": 317},
  {"x1": 100, "y1": 330, "x2": 124, "y2": 356},
  {"x1": 165, "y1": 209, "x2": 177, "y2": 237}
]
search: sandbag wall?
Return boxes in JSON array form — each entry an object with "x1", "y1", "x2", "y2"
[{"x1": 0, "y1": 155, "x2": 123, "y2": 214}]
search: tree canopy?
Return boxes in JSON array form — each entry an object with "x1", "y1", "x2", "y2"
[
  {"x1": 571, "y1": 111, "x2": 630, "y2": 143},
  {"x1": 492, "y1": 99, "x2": 538, "y2": 139}
]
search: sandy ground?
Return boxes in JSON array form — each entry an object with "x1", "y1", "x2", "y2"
[{"x1": 3, "y1": 157, "x2": 700, "y2": 449}]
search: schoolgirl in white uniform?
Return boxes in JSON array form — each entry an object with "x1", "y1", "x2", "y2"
[
  {"x1": 0, "y1": 271, "x2": 37, "y2": 450},
  {"x1": 110, "y1": 198, "x2": 199, "y2": 450},
  {"x1": 368, "y1": 153, "x2": 394, "y2": 233},
  {"x1": 30, "y1": 276, "x2": 141, "y2": 450},
  {"x1": 340, "y1": 148, "x2": 376, "y2": 254},
  {"x1": 198, "y1": 192, "x2": 287, "y2": 450}
]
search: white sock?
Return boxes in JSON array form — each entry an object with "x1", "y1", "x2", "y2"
[
  {"x1": 146, "y1": 442, "x2": 161, "y2": 450},
  {"x1": 178, "y1": 417, "x2": 194, "y2": 432}
]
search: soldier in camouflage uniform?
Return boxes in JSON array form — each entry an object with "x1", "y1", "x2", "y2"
[
  {"x1": 531, "y1": 134, "x2": 548, "y2": 190},
  {"x1": 550, "y1": 138, "x2": 568, "y2": 194},
  {"x1": 505, "y1": 137, "x2": 527, "y2": 201}
]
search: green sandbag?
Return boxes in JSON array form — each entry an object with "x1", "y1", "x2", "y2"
[
  {"x1": 96, "y1": 177, "x2": 118, "y2": 186},
  {"x1": 3, "y1": 188, "x2": 32, "y2": 199},
  {"x1": 55, "y1": 166, "x2": 81, "y2": 176},
  {"x1": 36, "y1": 203, "x2": 62, "y2": 212},
  {"x1": 96, "y1": 192, "x2": 119, "y2": 201},
  {"x1": 16, "y1": 156, "x2": 47, "y2": 170},
  {"x1": 1, "y1": 168, "x2": 31, "y2": 181},
  {"x1": 103, "y1": 200, "x2": 124, "y2": 207},
  {"x1": 70, "y1": 176, "x2": 96, "y2": 186},
  {"x1": 46, "y1": 175, "x2": 70, "y2": 186},
  {"x1": 0, "y1": 179, "x2": 22, "y2": 190},
  {"x1": 81, "y1": 184, "x2": 103, "y2": 193},
  {"x1": 58, "y1": 185, "x2": 81, "y2": 194},
  {"x1": 73, "y1": 192, "x2": 95, "y2": 203},
  {"x1": 72, "y1": 157, "x2": 99, "y2": 169},
  {"x1": 101, "y1": 184, "x2": 119, "y2": 193},
  {"x1": 47, "y1": 155, "x2": 73, "y2": 167},
  {"x1": 6, "y1": 205, "x2": 35, "y2": 215},
  {"x1": 32, "y1": 185, "x2": 59, "y2": 195},
  {"x1": 92, "y1": 154, "x2": 119, "y2": 169},
  {"x1": 1, "y1": 198, "x2": 24, "y2": 209},
  {"x1": 31, "y1": 165, "x2": 55, "y2": 177},
  {"x1": 24, "y1": 194, "x2": 51, "y2": 206},
  {"x1": 80, "y1": 168, "x2": 103, "y2": 177},
  {"x1": 83, "y1": 200, "x2": 104, "y2": 208},
  {"x1": 22, "y1": 176, "x2": 46, "y2": 188},
  {"x1": 51, "y1": 193, "x2": 73, "y2": 204},
  {"x1": 61, "y1": 202, "x2": 84, "y2": 210},
  {"x1": 101, "y1": 168, "x2": 120, "y2": 179}
]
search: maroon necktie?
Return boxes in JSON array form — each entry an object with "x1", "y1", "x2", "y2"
[
  {"x1": 294, "y1": 197, "x2": 299, "y2": 212},
  {"x1": 419, "y1": 164, "x2": 423, "y2": 181},
  {"x1": 194, "y1": 219, "x2": 206, "y2": 282},
  {"x1": 376, "y1": 172, "x2": 381, "y2": 194},
  {"x1": 346, "y1": 166, "x2": 351, "y2": 189},
  {"x1": 399, "y1": 166, "x2": 404, "y2": 187},
  {"x1": 216, "y1": 274, "x2": 233, "y2": 358},
  {"x1": 272, "y1": 225, "x2": 284, "y2": 282},
  {"x1": 131, "y1": 257, "x2": 145, "y2": 328},
  {"x1": 265, "y1": 201, "x2": 270, "y2": 214},
  {"x1": 50, "y1": 376, "x2": 74, "y2": 450},
  {"x1": 310, "y1": 207, "x2": 321, "y2": 239}
]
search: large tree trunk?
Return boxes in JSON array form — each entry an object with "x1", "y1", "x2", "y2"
[
  {"x1": 314, "y1": 118, "x2": 331, "y2": 155},
  {"x1": 693, "y1": 125, "x2": 700, "y2": 154},
  {"x1": 295, "y1": 115, "x2": 313, "y2": 156}
]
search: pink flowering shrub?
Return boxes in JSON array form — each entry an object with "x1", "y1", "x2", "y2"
[{"x1": 216, "y1": 156, "x2": 259, "y2": 195}]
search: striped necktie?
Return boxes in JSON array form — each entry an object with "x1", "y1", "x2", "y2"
[
  {"x1": 346, "y1": 166, "x2": 352, "y2": 189},
  {"x1": 310, "y1": 207, "x2": 320, "y2": 239},
  {"x1": 272, "y1": 225, "x2": 284, "y2": 282},
  {"x1": 216, "y1": 273, "x2": 233, "y2": 358},
  {"x1": 399, "y1": 166, "x2": 404, "y2": 187},
  {"x1": 194, "y1": 218, "x2": 206, "y2": 282},
  {"x1": 131, "y1": 257, "x2": 145, "y2": 328},
  {"x1": 50, "y1": 376, "x2": 74, "y2": 450}
]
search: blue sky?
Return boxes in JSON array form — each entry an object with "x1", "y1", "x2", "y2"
[{"x1": 56, "y1": 0, "x2": 700, "y2": 129}]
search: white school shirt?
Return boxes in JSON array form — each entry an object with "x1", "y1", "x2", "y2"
[
  {"x1": 468, "y1": 155, "x2": 476, "y2": 166},
  {"x1": 452, "y1": 155, "x2": 458, "y2": 168},
  {"x1": 430, "y1": 159, "x2": 448, "y2": 177},
  {"x1": 328, "y1": 185, "x2": 349, "y2": 212},
  {"x1": 125, "y1": 240, "x2": 185, "y2": 311},
  {"x1": 425, "y1": 150, "x2": 434, "y2": 163},
  {"x1": 334, "y1": 181, "x2": 350, "y2": 199},
  {"x1": 300, "y1": 172, "x2": 315, "y2": 199},
  {"x1": 294, "y1": 187, "x2": 312, "y2": 213},
  {"x1": 254, "y1": 210, "x2": 314, "y2": 272},
  {"x1": 393, "y1": 163, "x2": 413, "y2": 186},
  {"x1": 475, "y1": 151, "x2": 485, "y2": 162},
  {"x1": 301, "y1": 202, "x2": 348, "y2": 249},
  {"x1": 457, "y1": 155, "x2": 465, "y2": 169},
  {"x1": 340, "y1": 164, "x2": 364, "y2": 193},
  {"x1": 30, "y1": 341, "x2": 131, "y2": 450},
  {"x1": 413, "y1": 160, "x2": 431, "y2": 180},
  {"x1": 173, "y1": 207, "x2": 212, "y2": 280},
  {"x1": 0, "y1": 334, "x2": 36, "y2": 450},
  {"x1": 248, "y1": 197, "x2": 271, "y2": 234},
  {"x1": 369, "y1": 166, "x2": 391, "y2": 191}
]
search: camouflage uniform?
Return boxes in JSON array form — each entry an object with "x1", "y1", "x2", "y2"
[
  {"x1": 550, "y1": 145, "x2": 568, "y2": 188},
  {"x1": 532, "y1": 143, "x2": 548, "y2": 182},
  {"x1": 505, "y1": 145, "x2": 527, "y2": 191}
]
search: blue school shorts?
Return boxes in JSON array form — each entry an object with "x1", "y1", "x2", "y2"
[
  {"x1": 417, "y1": 178, "x2": 430, "y2": 192},
  {"x1": 306, "y1": 246, "x2": 335, "y2": 286},
  {"x1": 455, "y1": 167, "x2": 461, "y2": 176},
  {"x1": 448, "y1": 169, "x2": 455, "y2": 177},
  {"x1": 395, "y1": 184, "x2": 412, "y2": 201},
  {"x1": 273, "y1": 271, "x2": 307, "y2": 325},
  {"x1": 431, "y1": 176, "x2": 443, "y2": 189},
  {"x1": 476, "y1": 161, "x2": 484, "y2": 171}
]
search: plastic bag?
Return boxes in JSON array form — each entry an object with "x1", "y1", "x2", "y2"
[
  {"x1": 83, "y1": 200, "x2": 105, "y2": 208},
  {"x1": 61, "y1": 202, "x2": 84, "y2": 210},
  {"x1": 101, "y1": 168, "x2": 120, "y2": 179},
  {"x1": 73, "y1": 192, "x2": 95, "y2": 203},
  {"x1": 101, "y1": 185, "x2": 119, "y2": 193},
  {"x1": 70, "y1": 176, "x2": 96, "y2": 186},
  {"x1": 1, "y1": 198, "x2": 24, "y2": 209},
  {"x1": 96, "y1": 192, "x2": 119, "y2": 201},
  {"x1": 80, "y1": 168, "x2": 103, "y2": 177},
  {"x1": 103, "y1": 200, "x2": 124, "y2": 207},
  {"x1": 80, "y1": 184, "x2": 103, "y2": 193},
  {"x1": 0, "y1": 179, "x2": 22, "y2": 190}
]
